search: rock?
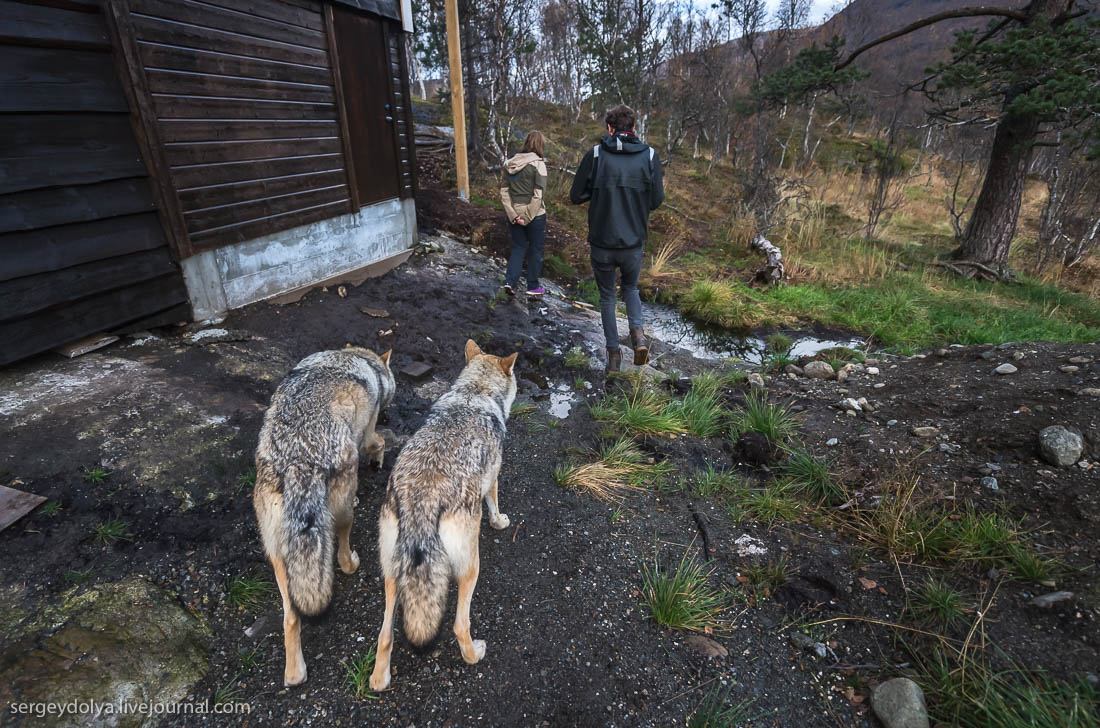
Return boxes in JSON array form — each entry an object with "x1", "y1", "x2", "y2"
[
  {"x1": 836, "y1": 369, "x2": 849, "y2": 383},
  {"x1": 826, "y1": 438, "x2": 839, "y2": 447},
  {"x1": 1079, "y1": 388, "x2": 1100, "y2": 397},
  {"x1": 994, "y1": 363, "x2": 1017, "y2": 375},
  {"x1": 789, "y1": 631, "x2": 816, "y2": 650},
  {"x1": 887, "y1": 419, "x2": 898, "y2": 426},
  {"x1": 784, "y1": 364, "x2": 804, "y2": 376},
  {"x1": 872, "y1": 677, "x2": 930, "y2": 728},
  {"x1": 1059, "y1": 365, "x2": 1080, "y2": 374},
  {"x1": 803, "y1": 361, "x2": 835, "y2": 379},
  {"x1": 0, "y1": 577, "x2": 210, "y2": 727},
  {"x1": 685, "y1": 635, "x2": 728, "y2": 658},
  {"x1": 400, "y1": 361, "x2": 434, "y2": 380},
  {"x1": 747, "y1": 373, "x2": 766, "y2": 389},
  {"x1": 936, "y1": 348, "x2": 949, "y2": 357},
  {"x1": 866, "y1": 366, "x2": 880, "y2": 375},
  {"x1": 874, "y1": 382, "x2": 886, "y2": 389},
  {"x1": 360, "y1": 307, "x2": 391, "y2": 318},
  {"x1": 839, "y1": 397, "x2": 862, "y2": 412},
  {"x1": 911, "y1": 426, "x2": 939, "y2": 438},
  {"x1": 1039, "y1": 425, "x2": 1084, "y2": 467},
  {"x1": 1030, "y1": 591, "x2": 1074, "y2": 607},
  {"x1": 812, "y1": 642, "x2": 828, "y2": 659},
  {"x1": 1068, "y1": 356, "x2": 1092, "y2": 364},
  {"x1": 185, "y1": 328, "x2": 251, "y2": 345},
  {"x1": 980, "y1": 350, "x2": 996, "y2": 360},
  {"x1": 1012, "y1": 351, "x2": 1025, "y2": 361},
  {"x1": 980, "y1": 476, "x2": 999, "y2": 491}
]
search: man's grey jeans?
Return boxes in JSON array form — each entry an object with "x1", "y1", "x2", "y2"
[{"x1": 590, "y1": 244, "x2": 644, "y2": 350}]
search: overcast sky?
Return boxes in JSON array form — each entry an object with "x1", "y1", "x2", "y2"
[{"x1": 765, "y1": 0, "x2": 837, "y2": 26}]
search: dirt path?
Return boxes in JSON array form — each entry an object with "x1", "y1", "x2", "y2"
[{"x1": 1, "y1": 236, "x2": 1097, "y2": 727}]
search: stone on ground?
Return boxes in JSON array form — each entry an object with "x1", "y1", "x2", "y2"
[
  {"x1": 803, "y1": 360, "x2": 835, "y2": 379},
  {"x1": 1039, "y1": 425, "x2": 1084, "y2": 467},
  {"x1": 872, "y1": 677, "x2": 930, "y2": 728},
  {"x1": 994, "y1": 363, "x2": 1017, "y2": 375}
]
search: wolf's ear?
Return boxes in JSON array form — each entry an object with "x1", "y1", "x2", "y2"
[
  {"x1": 380, "y1": 349, "x2": 392, "y2": 366},
  {"x1": 464, "y1": 339, "x2": 482, "y2": 362},
  {"x1": 499, "y1": 352, "x2": 518, "y2": 376}
]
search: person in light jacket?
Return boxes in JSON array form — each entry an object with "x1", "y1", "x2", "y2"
[{"x1": 500, "y1": 131, "x2": 548, "y2": 297}]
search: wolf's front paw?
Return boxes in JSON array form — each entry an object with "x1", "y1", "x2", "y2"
[
  {"x1": 489, "y1": 513, "x2": 510, "y2": 530},
  {"x1": 369, "y1": 668, "x2": 390, "y2": 691},
  {"x1": 369, "y1": 451, "x2": 384, "y2": 471},
  {"x1": 339, "y1": 549, "x2": 360, "y2": 574},
  {"x1": 284, "y1": 664, "x2": 307, "y2": 687}
]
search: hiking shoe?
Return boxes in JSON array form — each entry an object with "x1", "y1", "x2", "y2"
[
  {"x1": 605, "y1": 347, "x2": 622, "y2": 374},
  {"x1": 502, "y1": 284, "x2": 515, "y2": 296},
  {"x1": 526, "y1": 286, "x2": 546, "y2": 297},
  {"x1": 630, "y1": 327, "x2": 649, "y2": 366}
]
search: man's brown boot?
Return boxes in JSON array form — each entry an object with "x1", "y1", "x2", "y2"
[
  {"x1": 630, "y1": 328, "x2": 649, "y2": 366},
  {"x1": 605, "y1": 347, "x2": 622, "y2": 374}
]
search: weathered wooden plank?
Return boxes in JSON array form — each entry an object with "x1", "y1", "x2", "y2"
[
  {"x1": 184, "y1": 184, "x2": 346, "y2": 233},
  {"x1": 0, "y1": 485, "x2": 47, "y2": 534},
  {"x1": 188, "y1": 198, "x2": 347, "y2": 250},
  {"x1": 164, "y1": 136, "x2": 340, "y2": 166},
  {"x1": 138, "y1": 42, "x2": 331, "y2": 85},
  {"x1": 0, "y1": 178, "x2": 155, "y2": 233},
  {"x1": 176, "y1": 168, "x2": 345, "y2": 209},
  {"x1": 0, "y1": 247, "x2": 179, "y2": 323},
  {"x1": 0, "y1": 213, "x2": 167, "y2": 282},
  {"x1": 0, "y1": 114, "x2": 145, "y2": 195},
  {"x1": 0, "y1": 46, "x2": 127, "y2": 112},
  {"x1": 171, "y1": 153, "x2": 342, "y2": 188},
  {"x1": 0, "y1": 1, "x2": 111, "y2": 49},
  {"x1": 324, "y1": 3, "x2": 358, "y2": 212},
  {"x1": 131, "y1": 0, "x2": 324, "y2": 48},
  {"x1": 0, "y1": 274, "x2": 188, "y2": 367},
  {"x1": 145, "y1": 68, "x2": 334, "y2": 103},
  {"x1": 131, "y1": 14, "x2": 328, "y2": 67},
  {"x1": 158, "y1": 118, "x2": 338, "y2": 143},
  {"x1": 150, "y1": 94, "x2": 337, "y2": 120},
  {"x1": 189, "y1": 0, "x2": 322, "y2": 31}
]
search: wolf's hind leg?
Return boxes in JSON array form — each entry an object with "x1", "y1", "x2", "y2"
[
  {"x1": 370, "y1": 509, "x2": 399, "y2": 691},
  {"x1": 454, "y1": 534, "x2": 486, "y2": 664},
  {"x1": 485, "y1": 473, "x2": 510, "y2": 530},
  {"x1": 272, "y1": 555, "x2": 307, "y2": 686},
  {"x1": 332, "y1": 470, "x2": 359, "y2": 574},
  {"x1": 363, "y1": 431, "x2": 385, "y2": 470}
]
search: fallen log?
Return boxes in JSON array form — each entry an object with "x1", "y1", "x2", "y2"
[{"x1": 750, "y1": 235, "x2": 785, "y2": 285}]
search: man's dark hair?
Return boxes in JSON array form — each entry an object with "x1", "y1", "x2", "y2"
[{"x1": 604, "y1": 105, "x2": 636, "y2": 132}]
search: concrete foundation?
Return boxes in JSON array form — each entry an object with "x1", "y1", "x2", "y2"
[{"x1": 181, "y1": 198, "x2": 416, "y2": 320}]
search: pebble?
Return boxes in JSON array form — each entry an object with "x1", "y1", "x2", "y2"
[
  {"x1": 874, "y1": 381, "x2": 886, "y2": 388},
  {"x1": 980, "y1": 350, "x2": 996, "y2": 360},
  {"x1": 936, "y1": 348, "x2": 949, "y2": 357},
  {"x1": 911, "y1": 426, "x2": 939, "y2": 438},
  {"x1": 1079, "y1": 388, "x2": 1100, "y2": 397},
  {"x1": 887, "y1": 419, "x2": 898, "y2": 426},
  {"x1": 980, "y1": 476, "x2": 999, "y2": 491},
  {"x1": 994, "y1": 363, "x2": 1017, "y2": 375},
  {"x1": 1059, "y1": 365, "x2": 1080, "y2": 373},
  {"x1": 1068, "y1": 356, "x2": 1092, "y2": 364},
  {"x1": 747, "y1": 373, "x2": 766, "y2": 389},
  {"x1": 784, "y1": 364, "x2": 804, "y2": 376},
  {"x1": 1030, "y1": 591, "x2": 1074, "y2": 608},
  {"x1": 1012, "y1": 351, "x2": 1025, "y2": 361},
  {"x1": 826, "y1": 438, "x2": 839, "y2": 447},
  {"x1": 872, "y1": 677, "x2": 930, "y2": 728},
  {"x1": 1039, "y1": 425, "x2": 1085, "y2": 467},
  {"x1": 839, "y1": 397, "x2": 862, "y2": 412},
  {"x1": 803, "y1": 360, "x2": 835, "y2": 379},
  {"x1": 866, "y1": 366, "x2": 880, "y2": 375}
]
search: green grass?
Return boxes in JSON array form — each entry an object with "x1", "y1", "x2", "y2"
[
  {"x1": 732, "y1": 484, "x2": 806, "y2": 524},
  {"x1": 677, "y1": 375, "x2": 727, "y2": 437},
  {"x1": 907, "y1": 579, "x2": 969, "y2": 629},
  {"x1": 782, "y1": 447, "x2": 844, "y2": 504},
  {"x1": 91, "y1": 520, "x2": 132, "y2": 546},
  {"x1": 691, "y1": 464, "x2": 744, "y2": 499},
  {"x1": 510, "y1": 402, "x2": 536, "y2": 418},
  {"x1": 590, "y1": 380, "x2": 688, "y2": 437},
  {"x1": 574, "y1": 279, "x2": 600, "y2": 307},
  {"x1": 817, "y1": 346, "x2": 865, "y2": 363},
  {"x1": 917, "y1": 648, "x2": 1099, "y2": 728},
  {"x1": 764, "y1": 332, "x2": 793, "y2": 353},
  {"x1": 212, "y1": 677, "x2": 243, "y2": 707},
  {"x1": 741, "y1": 557, "x2": 792, "y2": 599},
  {"x1": 641, "y1": 551, "x2": 727, "y2": 632},
  {"x1": 730, "y1": 390, "x2": 799, "y2": 443},
  {"x1": 235, "y1": 469, "x2": 256, "y2": 495},
  {"x1": 81, "y1": 466, "x2": 111, "y2": 484},
  {"x1": 39, "y1": 500, "x2": 62, "y2": 517},
  {"x1": 688, "y1": 685, "x2": 756, "y2": 728},
  {"x1": 64, "y1": 568, "x2": 93, "y2": 584},
  {"x1": 764, "y1": 352, "x2": 797, "y2": 372},
  {"x1": 227, "y1": 576, "x2": 275, "y2": 612},
  {"x1": 343, "y1": 646, "x2": 380, "y2": 700},
  {"x1": 554, "y1": 437, "x2": 674, "y2": 501},
  {"x1": 544, "y1": 253, "x2": 577, "y2": 279},
  {"x1": 239, "y1": 646, "x2": 262, "y2": 672},
  {"x1": 563, "y1": 346, "x2": 589, "y2": 369}
]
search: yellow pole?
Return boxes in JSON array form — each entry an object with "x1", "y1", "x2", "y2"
[{"x1": 444, "y1": 0, "x2": 469, "y2": 200}]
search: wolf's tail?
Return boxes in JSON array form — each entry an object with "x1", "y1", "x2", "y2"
[
  {"x1": 395, "y1": 507, "x2": 449, "y2": 648},
  {"x1": 279, "y1": 464, "x2": 335, "y2": 616}
]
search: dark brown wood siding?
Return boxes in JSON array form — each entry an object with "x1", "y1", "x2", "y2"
[
  {"x1": 0, "y1": 0, "x2": 189, "y2": 366},
  {"x1": 387, "y1": 24, "x2": 416, "y2": 199},
  {"x1": 124, "y1": 0, "x2": 355, "y2": 252}
]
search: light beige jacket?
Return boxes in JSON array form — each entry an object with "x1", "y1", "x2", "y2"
[{"x1": 500, "y1": 152, "x2": 547, "y2": 223}]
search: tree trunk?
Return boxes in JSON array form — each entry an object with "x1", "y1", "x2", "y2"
[
  {"x1": 461, "y1": 11, "x2": 480, "y2": 157},
  {"x1": 953, "y1": 111, "x2": 1039, "y2": 265}
]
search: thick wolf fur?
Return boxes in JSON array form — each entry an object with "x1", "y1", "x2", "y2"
[
  {"x1": 369, "y1": 340, "x2": 517, "y2": 691},
  {"x1": 253, "y1": 346, "x2": 395, "y2": 687}
]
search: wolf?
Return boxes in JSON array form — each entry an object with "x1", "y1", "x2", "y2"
[
  {"x1": 369, "y1": 340, "x2": 517, "y2": 691},
  {"x1": 252, "y1": 346, "x2": 395, "y2": 687}
]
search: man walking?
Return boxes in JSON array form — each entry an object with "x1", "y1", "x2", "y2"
[{"x1": 570, "y1": 104, "x2": 664, "y2": 373}]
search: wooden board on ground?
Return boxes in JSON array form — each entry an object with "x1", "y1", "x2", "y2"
[
  {"x1": 0, "y1": 485, "x2": 46, "y2": 532},
  {"x1": 53, "y1": 332, "x2": 119, "y2": 358}
]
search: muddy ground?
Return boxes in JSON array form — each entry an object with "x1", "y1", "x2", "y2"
[{"x1": 1, "y1": 227, "x2": 1099, "y2": 727}]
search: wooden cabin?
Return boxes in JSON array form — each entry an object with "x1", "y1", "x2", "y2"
[{"x1": 0, "y1": 0, "x2": 418, "y2": 365}]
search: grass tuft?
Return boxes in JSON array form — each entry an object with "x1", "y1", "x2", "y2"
[
  {"x1": 590, "y1": 380, "x2": 687, "y2": 437},
  {"x1": 741, "y1": 557, "x2": 792, "y2": 599},
  {"x1": 782, "y1": 447, "x2": 844, "y2": 504},
  {"x1": 563, "y1": 346, "x2": 589, "y2": 369},
  {"x1": 343, "y1": 646, "x2": 381, "y2": 700},
  {"x1": 82, "y1": 466, "x2": 111, "y2": 483},
  {"x1": 677, "y1": 374, "x2": 727, "y2": 437},
  {"x1": 39, "y1": 500, "x2": 62, "y2": 517},
  {"x1": 641, "y1": 551, "x2": 727, "y2": 632},
  {"x1": 907, "y1": 579, "x2": 969, "y2": 629},
  {"x1": 688, "y1": 685, "x2": 756, "y2": 728},
  {"x1": 554, "y1": 438, "x2": 673, "y2": 502},
  {"x1": 91, "y1": 520, "x2": 133, "y2": 546},
  {"x1": 730, "y1": 390, "x2": 799, "y2": 444},
  {"x1": 692, "y1": 464, "x2": 745, "y2": 499},
  {"x1": 227, "y1": 576, "x2": 275, "y2": 612}
]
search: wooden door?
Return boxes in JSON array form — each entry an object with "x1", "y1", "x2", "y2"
[{"x1": 330, "y1": 7, "x2": 401, "y2": 206}]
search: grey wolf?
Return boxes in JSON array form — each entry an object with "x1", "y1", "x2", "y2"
[
  {"x1": 569, "y1": 103, "x2": 665, "y2": 371},
  {"x1": 253, "y1": 346, "x2": 395, "y2": 687},
  {"x1": 369, "y1": 340, "x2": 517, "y2": 691},
  {"x1": 501, "y1": 130, "x2": 548, "y2": 295}
]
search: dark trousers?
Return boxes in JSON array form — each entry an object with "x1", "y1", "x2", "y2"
[
  {"x1": 504, "y1": 214, "x2": 546, "y2": 290},
  {"x1": 590, "y1": 244, "x2": 644, "y2": 350}
]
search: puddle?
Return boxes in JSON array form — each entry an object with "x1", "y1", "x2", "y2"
[
  {"x1": 548, "y1": 383, "x2": 576, "y2": 419},
  {"x1": 643, "y1": 303, "x2": 865, "y2": 365}
]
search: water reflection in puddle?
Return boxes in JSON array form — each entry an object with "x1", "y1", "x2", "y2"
[
  {"x1": 548, "y1": 383, "x2": 576, "y2": 419},
  {"x1": 643, "y1": 303, "x2": 865, "y2": 365}
]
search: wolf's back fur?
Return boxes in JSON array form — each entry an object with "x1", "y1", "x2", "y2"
[
  {"x1": 254, "y1": 348, "x2": 394, "y2": 616},
  {"x1": 380, "y1": 349, "x2": 516, "y2": 646}
]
